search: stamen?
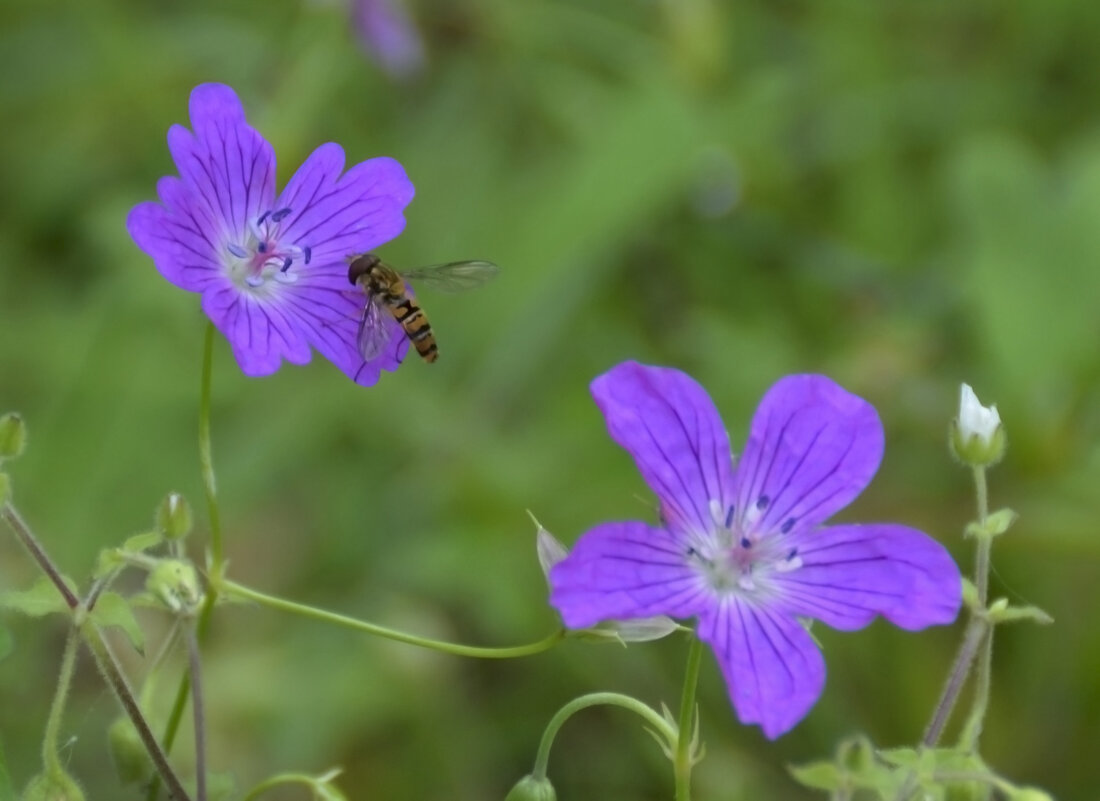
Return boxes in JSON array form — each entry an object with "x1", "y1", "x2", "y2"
[
  {"x1": 755, "y1": 494, "x2": 770, "y2": 510},
  {"x1": 724, "y1": 505, "x2": 735, "y2": 528},
  {"x1": 227, "y1": 243, "x2": 248, "y2": 258},
  {"x1": 280, "y1": 257, "x2": 293, "y2": 272},
  {"x1": 775, "y1": 549, "x2": 802, "y2": 573},
  {"x1": 271, "y1": 207, "x2": 292, "y2": 222},
  {"x1": 257, "y1": 242, "x2": 268, "y2": 253},
  {"x1": 257, "y1": 210, "x2": 272, "y2": 225},
  {"x1": 303, "y1": 246, "x2": 312, "y2": 264},
  {"x1": 780, "y1": 517, "x2": 796, "y2": 534},
  {"x1": 740, "y1": 537, "x2": 751, "y2": 549}
]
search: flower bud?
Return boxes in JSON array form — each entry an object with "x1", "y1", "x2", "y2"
[
  {"x1": 0, "y1": 413, "x2": 27, "y2": 462},
  {"x1": 108, "y1": 716, "x2": 152, "y2": 785},
  {"x1": 504, "y1": 775, "x2": 557, "y2": 801},
  {"x1": 22, "y1": 769, "x2": 85, "y2": 801},
  {"x1": 155, "y1": 492, "x2": 193, "y2": 540},
  {"x1": 950, "y1": 384, "x2": 1005, "y2": 467},
  {"x1": 145, "y1": 560, "x2": 202, "y2": 613}
]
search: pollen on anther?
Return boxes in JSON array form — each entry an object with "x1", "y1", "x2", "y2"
[
  {"x1": 303, "y1": 246, "x2": 312, "y2": 264},
  {"x1": 740, "y1": 537, "x2": 751, "y2": 549},
  {"x1": 280, "y1": 257, "x2": 293, "y2": 272},
  {"x1": 724, "y1": 506, "x2": 735, "y2": 528},
  {"x1": 756, "y1": 495, "x2": 770, "y2": 510},
  {"x1": 271, "y1": 207, "x2": 292, "y2": 222},
  {"x1": 257, "y1": 242, "x2": 268, "y2": 253},
  {"x1": 227, "y1": 243, "x2": 248, "y2": 258},
  {"x1": 257, "y1": 210, "x2": 271, "y2": 225},
  {"x1": 780, "y1": 517, "x2": 796, "y2": 534}
]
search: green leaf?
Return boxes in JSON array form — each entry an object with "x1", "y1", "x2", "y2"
[
  {"x1": 0, "y1": 575, "x2": 77, "y2": 617},
  {"x1": 0, "y1": 738, "x2": 14, "y2": 801},
  {"x1": 90, "y1": 592, "x2": 145, "y2": 654},
  {"x1": 987, "y1": 601, "x2": 1054, "y2": 625},
  {"x1": 122, "y1": 530, "x2": 163, "y2": 554},
  {"x1": 788, "y1": 761, "x2": 842, "y2": 790}
]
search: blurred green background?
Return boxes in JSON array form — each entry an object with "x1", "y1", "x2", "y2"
[{"x1": 1, "y1": 0, "x2": 1098, "y2": 798}]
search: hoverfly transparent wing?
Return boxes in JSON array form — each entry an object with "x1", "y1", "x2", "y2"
[
  {"x1": 355, "y1": 295, "x2": 394, "y2": 362},
  {"x1": 399, "y1": 260, "x2": 500, "y2": 293}
]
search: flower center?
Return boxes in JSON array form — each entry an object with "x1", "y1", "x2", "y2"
[
  {"x1": 223, "y1": 207, "x2": 313, "y2": 291},
  {"x1": 687, "y1": 496, "x2": 803, "y2": 598}
]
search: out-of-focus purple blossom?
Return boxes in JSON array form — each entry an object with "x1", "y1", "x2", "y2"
[
  {"x1": 550, "y1": 362, "x2": 963, "y2": 738},
  {"x1": 127, "y1": 83, "x2": 415, "y2": 386},
  {"x1": 352, "y1": 0, "x2": 426, "y2": 79}
]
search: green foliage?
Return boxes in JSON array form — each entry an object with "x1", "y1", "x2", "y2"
[
  {"x1": 0, "y1": 625, "x2": 11, "y2": 663},
  {"x1": 0, "y1": 577, "x2": 77, "y2": 618},
  {"x1": 0, "y1": 0, "x2": 1096, "y2": 798}
]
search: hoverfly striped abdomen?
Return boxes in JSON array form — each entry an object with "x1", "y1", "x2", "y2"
[{"x1": 347, "y1": 253, "x2": 498, "y2": 365}]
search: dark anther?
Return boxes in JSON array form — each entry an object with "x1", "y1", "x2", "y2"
[
  {"x1": 756, "y1": 495, "x2": 770, "y2": 510},
  {"x1": 781, "y1": 517, "x2": 796, "y2": 534},
  {"x1": 257, "y1": 210, "x2": 271, "y2": 225},
  {"x1": 786, "y1": 548, "x2": 798, "y2": 561},
  {"x1": 257, "y1": 242, "x2": 268, "y2": 253},
  {"x1": 724, "y1": 506, "x2": 735, "y2": 527},
  {"x1": 740, "y1": 537, "x2": 752, "y2": 549},
  {"x1": 280, "y1": 257, "x2": 293, "y2": 272},
  {"x1": 271, "y1": 207, "x2": 292, "y2": 222},
  {"x1": 227, "y1": 243, "x2": 248, "y2": 258},
  {"x1": 303, "y1": 245, "x2": 312, "y2": 264}
]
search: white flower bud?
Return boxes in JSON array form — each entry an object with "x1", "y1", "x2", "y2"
[{"x1": 951, "y1": 383, "x2": 1006, "y2": 467}]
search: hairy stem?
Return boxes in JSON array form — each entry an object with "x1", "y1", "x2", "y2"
[
  {"x1": 41, "y1": 629, "x2": 80, "y2": 774},
  {"x1": 674, "y1": 636, "x2": 704, "y2": 801},
  {"x1": 186, "y1": 628, "x2": 207, "y2": 801},
  {"x1": 222, "y1": 579, "x2": 565, "y2": 658},
  {"x1": 1, "y1": 502, "x2": 78, "y2": 609},
  {"x1": 531, "y1": 693, "x2": 676, "y2": 781}
]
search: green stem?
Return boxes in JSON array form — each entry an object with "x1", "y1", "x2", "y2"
[
  {"x1": 222, "y1": 579, "x2": 564, "y2": 658},
  {"x1": 148, "y1": 324, "x2": 224, "y2": 801},
  {"x1": 958, "y1": 465, "x2": 994, "y2": 752},
  {"x1": 240, "y1": 772, "x2": 333, "y2": 801},
  {"x1": 199, "y1": 322, "x2": 224, "y2": 571},
  {"x1": 674, "y1": 636, "x2": 704, "y2": 801},
  {"x1": 531, "y1": 693, "x2": 676, "y2": 781},
  {"x1": 41, "y1": 629, "x2": 79, "y2": 774}
]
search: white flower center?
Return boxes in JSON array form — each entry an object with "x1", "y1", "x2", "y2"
[
  {"x1": 687, "y1": 496, "x2": 802, "y2": 599},
  {"x1": 222, "y1": 207, "x2": 312, "y2": 292}
]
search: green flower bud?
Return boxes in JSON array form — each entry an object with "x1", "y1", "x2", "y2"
[
  {"x1": 108, "y1": 716, "x2": 152, "y2": 785},
  {"x1": 950, "y1": 384, "x2": 1006, "y2": 467},
  {"x1": 0, "y1": 413, "x2": 27, "y2": 462},
  {"x1": 155, "y1": 492, "x2": 193, "y2": 540},
  {"x1": 504, "y1": 775, "x2": 557, "y2": 801},
  {"x1": 145, "y1": 560, "x2": 202, "y2": 613},
  {"x1": 22, "y1": 769, "x2": 85, "y2": 801}
]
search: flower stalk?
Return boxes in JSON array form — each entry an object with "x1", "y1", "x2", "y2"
[{"x1": 674, "y1": 636, "x2": 704, "y2": 801}]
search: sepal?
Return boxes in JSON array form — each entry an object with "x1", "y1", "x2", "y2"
[
  {"x1": 965, "y1": 508, "x2": 1017, "y2": 540},
  {"x1": 155, "y1": 492, "x2": 193, "y2": 540},
  {"x1": 0, "y1": 413, "x2": 26, "y2": 462},
  {"x1": 145, "y1": 560, "x2": 203, "y2": 614},
  {"x1": 503, "y1": 775, "x2": 556, "y2": 801}
]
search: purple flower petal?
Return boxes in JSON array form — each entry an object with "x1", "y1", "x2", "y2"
[
  {"x1": 732, "y1": 375, "x2": 883, "y2": 538},
  {"x1": 352, "y1": 0, "x2": 427, "y2": 79},
  {"x1": 200, "y1": 283, "x2": 312, "y2": 376},
  {"x1": 697, "y1": 599, "x2": 825, "y2": 739},
  {"x1": 774, "y1": 523, "x2": 962, "y2": 631},
  {"x1": 166, "y1": 84, "x2": 275, "y2": 241},
  {"x1": 591, "y1": 362, "x2": 735, "y2": 536},
  {"x1": 549, "y1": 520, "x2": 710, "y2": 628},
  {"x1": 275, "y1": 145, "x2": 414, "y2": 272}
]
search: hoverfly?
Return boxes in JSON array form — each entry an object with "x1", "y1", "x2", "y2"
[{"x1": 347, "y1": 253, "x2": 499, "y2": 363}]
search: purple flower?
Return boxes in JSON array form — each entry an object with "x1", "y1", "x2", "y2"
[
  {"x1": 549, "y1": 362, "x2": 962, "y2": 739},
  {"x1": 352, "y1": 0, "x2": 426, "y2": 79},
  {"x1": 127, "y1": 83, "x2": 415, "y2": 386}
]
